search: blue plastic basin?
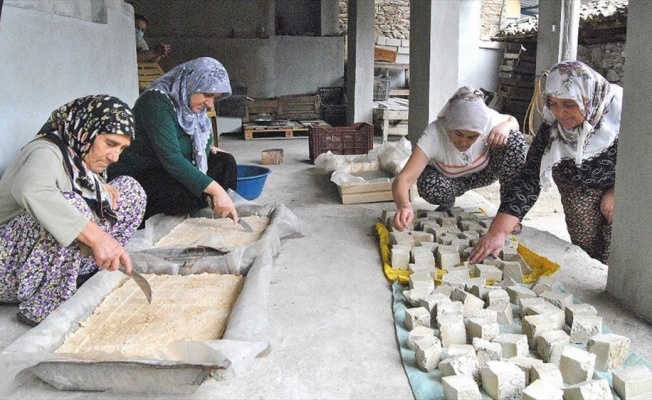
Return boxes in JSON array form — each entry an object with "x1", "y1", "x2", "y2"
[{"x1": 236, "y1": 164, "x2": 271, "y2": 200}]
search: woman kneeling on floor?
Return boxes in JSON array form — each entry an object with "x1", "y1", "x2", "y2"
[
  {"x1": 0, "y1": 95, "x2": 146, "y2": 326},
  {"x1": 392, "y1": 86, "x2": 526, "y2": 232}
]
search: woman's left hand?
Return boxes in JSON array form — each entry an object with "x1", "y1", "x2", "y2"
[
  {"x1": 210, "y1": 146, "x2": 224, "y2": 154},
  {"x1": 601, "y1": 186, "x2": 615, "y2": 223},
  {"x1": 105, "y1": 183, "x2": 119, "y2": 209},
  {"x1": 485, "y1": 122, "x2": 510, "y2": 148}
]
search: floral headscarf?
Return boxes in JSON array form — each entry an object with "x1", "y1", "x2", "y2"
[
  {"x1": 36, "y1": 95, "x2": 135, "y2": 225},
  {"x1": 146, "y1": 57, "x2": 232, "y2": 172},
  {"x1": 539, "y1": 60, "x2": 622, "y2": 188}
]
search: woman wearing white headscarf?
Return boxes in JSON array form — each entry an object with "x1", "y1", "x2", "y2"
[
  {"x1": 470, "y1": 61, "x2": 621, "y2": 264},
  {"x1": 393, "y1": 86, "x2": 526, "y2": 231},
  {"x1": 110, "y1": 57, "x2": 239, "y2": 224}
]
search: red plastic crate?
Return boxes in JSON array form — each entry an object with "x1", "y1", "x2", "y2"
[{"x1": 308, "y1": 122, "x2": 374, "y2": 161}]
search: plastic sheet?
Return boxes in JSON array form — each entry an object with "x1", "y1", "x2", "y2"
[{"x1": 0, "y1": 202, "x2": 303, "y2": 394}]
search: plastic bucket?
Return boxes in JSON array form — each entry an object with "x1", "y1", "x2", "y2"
[{"x1": 235, "y1": 164, "x2": 271, "y2": 200}]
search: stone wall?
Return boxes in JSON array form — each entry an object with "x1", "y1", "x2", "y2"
[
  {"x1": 578, "y1": 42, "x2": 626, "y2": 85},
  {"x1": 339, "y1": 0, "x2": 502, "y2": 41}
]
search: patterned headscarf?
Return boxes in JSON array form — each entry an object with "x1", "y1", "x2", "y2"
[
  {"x1": 539, "y1": 60, "x2": 622, "y2": 188},
  {"x1": 36, "y1": 95, "x2": 135, "y2": 225},
  {"x1": 146, "y1": 57, "x2": 232, "y2": 172}
]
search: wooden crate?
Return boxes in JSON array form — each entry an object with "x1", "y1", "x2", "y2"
[
  {"x1": 374, "y1": 46, "x2": 398, "y2": 62},
  {"x1": 137, "y1": 62, "x2": 164, "y2": 92},
  {"x1": 278, "y1": 94, "x2": 320, "y2": 120},
  {"x1": 337, "y1": 180, "x2": 394, "y2": 205},
  {"x1": 244, "y1": 98, "x2": 279, "y2": 122}
]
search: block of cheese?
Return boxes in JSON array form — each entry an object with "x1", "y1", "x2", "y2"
[
  {"x1": 407, "y1": 326, "x2": 435, "y2": 351},
  {"x1": 539, "y1": 290, "x2": 574, "y2": 311},
  {"x1": 466, "y1": 317, "x2": 499, "y2": 342},
  {"x1": 570, "y1": 314, "x2": 602, "y2": 344},
  {"x1": 530, "y1": 363, "x2": 564, "y2": 387},
  {"x1": 613, "y1": 365, "x2": 652, "y2": 400},
  {"x1": 522, "y1": 314, "x2": 557, "y2": 350},
  {"x1": 405, "y1": 307, "x2": 431, "y2": 330},
  {"x1": 481, "y1": 360, "x2": 526, "y2": 400},
  {"x1": 442, "y1": 374, "x2": 482, "y2": 400},
  {"x1": 559, "y1": 345, "x2": 596, "y2": 385},
  {"x1": 564, "y1": 303, "x2": 598, "y2": 327},
  {"x1": 508, "y1": 355, "x2": 544, "y2": 384},
  {"x1": 523, "y1": 378, "x2": 564, "y2": 400},
  {"x1": 537, "y1": 330, "x2": 570, "y2": 365},
  {"x1": 587, "y1": 333, "x2": 630, "y2": 371},
  {"x1": 414, "y1": 336, "x2": 442, "y2": 372},
  {"x1": 439, "y1": 352, "x2": 480, "y2": 383},
  {"x1": 562, "y1": 379, "x2": 613, "y2": 400},
  {"x1": 492, "y1": 333, "x2": 529, "y2": 358}
]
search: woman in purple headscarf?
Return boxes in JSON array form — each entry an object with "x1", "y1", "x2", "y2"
[
  {"x1": 470, "y1": 61, "x2": 621, "y2": 264},
  {"x1": 110, "y1": 57, "x2": 239, "y2": 224},
  {"x1": 392, "y1": 86, "x2": 526, "y2": 232}
]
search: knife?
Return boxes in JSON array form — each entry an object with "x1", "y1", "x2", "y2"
[
  {"x1": 78, "y1": 243, "x2": 152, "y2": 304},
  {"x1": 206, "y1": 196, "x2": 253, "y2": 232}
]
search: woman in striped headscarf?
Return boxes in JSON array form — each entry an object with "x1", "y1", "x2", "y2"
[
  {"x1": 392, "y1": 86, "x2": 526, "y2": 232},
  {"x1": 0, "y1": 95, "x2": 146, "y2": 325}
]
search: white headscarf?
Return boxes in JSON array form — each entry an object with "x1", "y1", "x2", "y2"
[
  {"x1": 147, "y1": 57, "x2": 232, "y2": 172},
  {"x1": 417, "y1": 86, "x2": 503, "y2": 171},
  {"x1": 539, "y1": 60, "x2": 622, "y2": 189}
]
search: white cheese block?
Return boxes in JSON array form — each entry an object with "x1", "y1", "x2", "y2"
[
  {"x1": 613, "y1": 365, "x2": 652, "y2": 400},
  {"x1": 559, "y1": 345, "x2": 596, "y2": 385},
  {"x1": 414, "y1": 336, "x2": 442, "y2": 372},
  {"x1": 562, "y1": 379, "x2": 613, "y2": 400},
  {"x1": 587, "y1": 333, "x2": 630, "y2": 371},
  {"x1": 537, "y1": 330, "x2": 570, "y2": 365},
  {"x1": 523, "y1": 378, "x2": 564, "y2": 400},
  {"x1": 442, "y1": 374, "x2": 482, "y2": 399},
  {"x1": 481, "y1": 360, "x2": 526, "y2": 400}
]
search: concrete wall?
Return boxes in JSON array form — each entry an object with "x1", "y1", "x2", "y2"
[
  {"x1": 0, "y1": 0, "x2": 138, "y2": 175},
  {"x1": 607, "y1": 0, "x2": 652, "y2": 323},
  {"x1": 133, "y1": 0, "x2": 345, "y2": 99}
]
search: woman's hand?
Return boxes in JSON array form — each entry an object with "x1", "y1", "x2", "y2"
[
  {"x1": 601, "y1": 186, "x2": 615, "y2": 223},
  {"x1": 77, "y1": 221, "x2": 132, "y2": 273},
  {"x1": 205, "y1": 181, "x2": 238, "y2": 223},
  {"x1": 485, "y1": 122, "x2": 510, "y2": 148},
  {"x1": 210, "y1": 145, "x2": 225, "y2": 154},
  {"x1": 104, "y1": 183, "x2": 119, "y2": 210},
  {"x1": 393, "y1": 206, "x2": 414, "y2": 232},
  {"x1": 468, "y1": 213, "x2": 519, "y2": 263}
]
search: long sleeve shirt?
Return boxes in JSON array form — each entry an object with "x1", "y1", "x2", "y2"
[
  {"x1": 0, "y1": 140, "x2": 89, "y2": 245},
  {"x1": 498, "y1": 123, "x2": 618, "y2": 219},
  {"x1": 109, "y1": 90, "x2": 214, "y2": 196}
]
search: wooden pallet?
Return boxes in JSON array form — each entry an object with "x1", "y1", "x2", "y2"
[{"x1": 243, "y1": 120, "x2": 329, "y2": 140}]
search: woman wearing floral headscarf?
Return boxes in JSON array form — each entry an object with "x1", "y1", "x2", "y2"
[
  {"x1": 470, "y1": 61, "x2": 621, "y2": 265},
  {"x1": 393, "y1": 86, "x2": 526, "y2": 231},
  {"x1": 0, "y1": 95, "x2": 146, "y2": 325},
  {"x1": 110, "y1": 57, "x2": 239, "y2": 223}
]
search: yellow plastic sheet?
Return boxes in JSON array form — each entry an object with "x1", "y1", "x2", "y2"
[{"x1": 375, "y1": 221, "x2": 560, "y2": 285}]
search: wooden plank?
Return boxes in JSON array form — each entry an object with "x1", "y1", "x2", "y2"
[
  {"x1": 374, "y1": 46, "x2": 398, "y2": 62},
  {"x1": 338, "y1": 181, "x2": 393, "y2": 195},
  {"x1": 338, "y1": 189, "x2": 394, "y2": 205},
  {"x1": 373, "y1": 108, "x2": 409, "y2": 120}
]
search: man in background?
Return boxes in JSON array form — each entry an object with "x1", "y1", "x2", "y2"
[{"x1": 135, "y1": 13, "x2": 171, "y2": 63}]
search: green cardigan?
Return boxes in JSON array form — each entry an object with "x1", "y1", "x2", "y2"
[{"x1": 111, "y1": 90, "x2": 213, "y2": 196}]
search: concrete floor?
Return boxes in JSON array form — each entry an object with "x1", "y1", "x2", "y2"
[{"x1": 1, "y1": 132, "x2": 651, "y2": 399}]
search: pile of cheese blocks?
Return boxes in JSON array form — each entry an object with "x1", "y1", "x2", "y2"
[{"x1": 383, "y1": 207, "x2": 652, "y2": 400}]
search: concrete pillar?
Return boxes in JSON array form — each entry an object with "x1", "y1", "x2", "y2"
[
  {"x1": 533, "y1": 0, "x2": 580, "y2": 133},
  {"x1": 408, "y1": 0, "x2": 473, "y2": 145},
  {"x1": 607, "y1": 1, "x2": 652, "y2": 323},
  {"x1": 345, "y1": 0, "x2": 374, "y2": 125},
  {"x1": 321, "y1": 0, "x2": 340, "y2": 36}
]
